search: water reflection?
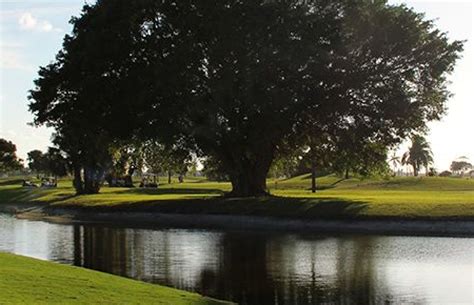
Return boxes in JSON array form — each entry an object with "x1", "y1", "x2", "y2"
[{"x1": 1, "y1": 214, "x2": 473, "y2": 305}]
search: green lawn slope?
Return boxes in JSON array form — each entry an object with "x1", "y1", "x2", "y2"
[
  {"x1": 0, "y1": 252, "x2": 232, "y2": 305},
  {"x1": 1, "y1": 174, "x2": 474, "y2": 219}
]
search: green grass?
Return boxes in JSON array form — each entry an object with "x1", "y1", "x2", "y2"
[
  {"x1": 1, "y1": 174, "x2": 474, "y2": 219},
  {"x1": 0, "y1": 252, "x2": 232, "y2": 305}
]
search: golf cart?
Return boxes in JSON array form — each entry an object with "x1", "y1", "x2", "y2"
[
  {"x1": 41, "y1": 177, "x2": 57, "y2": 188},
  {"x1": 22, "y1": 180, "x2": 38, "y2": 188},
  {"x1": 140, "y1": 174, "x2": 158, "y2": 188}
]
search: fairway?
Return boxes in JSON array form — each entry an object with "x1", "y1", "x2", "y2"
[{"x1": 1, "y1": 175, "x2": 474, "y2": 219}]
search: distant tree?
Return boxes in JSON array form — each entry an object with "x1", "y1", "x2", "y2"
[
  {"x1": 450, "y1": 158, "x2": 472, "y2": 176},
  {"x1": 296, "y1": 130, "x2": 390, "y2": 192},
  {"x1": 330, "y1": 138, "x2": 389, "y2": 180},
  {"x1": 105, "y1": 141, "x2": 145, "y2": 186},
  {"x1": 268, "y1": 148, "x2": 305, "y2": 180},
  {"x1": 439, "y1": 170, "x2": 452, "y2": 177},
  {"x1": 142, "y1": 140, "x2": 193, "y2": 184},
  {"x1": 389, "y1": 153, "x2": 401, "y2": 175},
  {"x1": 27, "y1": 150, "x2": 47, "y2": 174},
  {"x1": 402, "y1": 135, "x2": 433, "y2": 177},
  {"x1": 303, "y1": 134, "x2": 333, "y2": 193},
  {"x1": 44, "y1": 147, "x2": 70, "y2": 177},
  {"x1": 187, "y1": 160, "x2": 199, "y2": 177},
  {"x1": 27, "y1": 148, "x2": 69, "y2": 177},
  {"x1": 0, "y1": 138, "x2": 23, "y2": 173}
]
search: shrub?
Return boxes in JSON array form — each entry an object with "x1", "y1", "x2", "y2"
[{"x1": 439, "y1": 170, "x2": 452, "y2": 177}]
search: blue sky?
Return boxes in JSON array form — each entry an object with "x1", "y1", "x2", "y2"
[{"x1": 0, "y1": 0, "x2": 473, "y2": 171}]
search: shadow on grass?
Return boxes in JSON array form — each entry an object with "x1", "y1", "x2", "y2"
[
  {"x1": 303, "y1": 178, "x2": 348, "y2": 191},
  {"x1": 0, "y1": 179, "x2": 24, "y2": 186},
  {"x1": 304, "y1": 185, "x2": 336, "y2": 191},
  {"x1": 105, "y1": 187, "x2": 226, "y2": 196},
  {"x1": 0, "y1": 187, "x2": 45, "y2": 204},
  {"x1": 2, "y1": 182, "x2": 368, "y2": 220},
  {"x1": 299, "y1": 199, "x2": 367, "y2": 218},
  {"x1": 256, "y1": 196, "x2": 368, "y2": 219},
  {"x1": 53, "y1": 192, "x2": 369, "y2": 220}
]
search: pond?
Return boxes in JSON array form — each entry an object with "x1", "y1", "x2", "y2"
[{"x1": 0, "y1": 213, "x2": 473, "y2": 305}]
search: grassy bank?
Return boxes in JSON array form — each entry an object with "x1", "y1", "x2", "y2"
[
  {"x1": 0, "y1": 252, "x2": 232, "y2": 305},
  {"x1": 1, "y1": 175, "x2": 474, "y2": 219}
]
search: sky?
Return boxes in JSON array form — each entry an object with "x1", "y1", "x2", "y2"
[{"x1": 0, "y1": 0, "x2": 473, "y2": 171}]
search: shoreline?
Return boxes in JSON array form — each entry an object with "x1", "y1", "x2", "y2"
[{"x1": 3, "y1": 203, "x2": 474, "y2": 237}]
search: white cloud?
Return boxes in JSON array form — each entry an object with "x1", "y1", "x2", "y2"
[
  {"x1": 0, "y1": 48, "x2": 33, "y2": 71},
  {"x1": 0, "y1": 42, "x2": 33, "y2": 71},
  {"x1": 18, "y1": 12, "x2": 60, "y2": 32}
]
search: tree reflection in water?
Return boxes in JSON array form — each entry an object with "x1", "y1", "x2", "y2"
[{"x1": 71, "y1": 227, "x2": 428, "y2": 305}]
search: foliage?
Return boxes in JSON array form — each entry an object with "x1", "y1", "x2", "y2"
[
  {"x1": 402, "y1": 135, "x2": 433, "y2": 176},
  {"x1": 450, "y1": 159, "x2": 472, "y2": 176},
  {"x1": 27, "y1": 148, "x2": 70, "y2": 177},
  {"x1": 142, "y1": 140, "x2": 194, "y2": 180},
  {"x1": 439, "y1": 170, "x2": 452, "y2": 177},
  {"x1": 27, "y1": 150, "x2": 46, "y2": 173},
  {"x1": 0, "y1": 138, "x2": 23, "y2": 173},
  {"x1": 28, "y1": 0, "x2": 464, "y2": 196},
  {"x1": 268, "y1": 149, "x2": 306, "y2": 179},
  {"x1": 389, "y1": 153, "x2": 401, "y2": 173},
  {"x1": 45, "y1": 147, "x2": 70, "y2": 177},
  {"x1": 329, "y1": 137, "x2": 390, "y2": 179},
  {"x1": 202, "y1": 156, "x2": 229, "y2": 182}
]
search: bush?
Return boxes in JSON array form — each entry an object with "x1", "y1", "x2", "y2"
[{"x1": 439, "y1": 170, "x2": 452, "y2": 177}]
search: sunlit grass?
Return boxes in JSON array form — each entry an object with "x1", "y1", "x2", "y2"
[
  {"x1": 1, "y1": 175, "x2": 473, "y2": 219},
  {"x1": 0, "y1": 252, "x2": 232, "y2": 305}
]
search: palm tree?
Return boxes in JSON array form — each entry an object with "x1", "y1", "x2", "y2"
[
  {"x1": 389, "y1": 152, "x2": 400, "y2": 175},
  {"x1": 401, "y1": 135, "x2": 433, "y2": 177}
]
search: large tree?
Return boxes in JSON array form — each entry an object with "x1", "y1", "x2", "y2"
[{"x1": 29, "y1": 0, "x2": 463, "y2": 196}]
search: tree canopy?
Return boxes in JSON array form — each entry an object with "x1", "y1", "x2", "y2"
[
  {"x1": 0, "y1": 139, "x2": 23, "y2": 173},
  {"x1": 450, "y1": 158, "x2": 472, "y2": 176},
  {"x1": 29, "y1": 0, "x2": 463, "y2": 196}
]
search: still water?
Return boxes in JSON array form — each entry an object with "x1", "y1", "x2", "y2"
[{"x1": 0, "y1": 213, "x2": 473, "y2": 305}]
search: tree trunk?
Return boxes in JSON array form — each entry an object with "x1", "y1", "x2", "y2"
[
  {"x1": 227, "y1": 155, "x2": 273, "y2": 197},
  {"x1": 72, "y1": 163, "x2": 84, "y2": 195},
  {"x1": 345, "y1": 168, "x2": 350, "y2": 179},
  {"x1": 229, "y1": 168, "x2": 268, "y2": 197},
  {"x1": 413, "y1": 163, "x2": 419, "y2": 177},
  {"x1": 83, "y1": 166, "x2": 103, "y2": 194},
  {"x1": 311, "y1": 160, "x2": 316, "y2": 193},
  {"x1": 167, "y1": 170, "x2": 172, "y2": 184}
]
